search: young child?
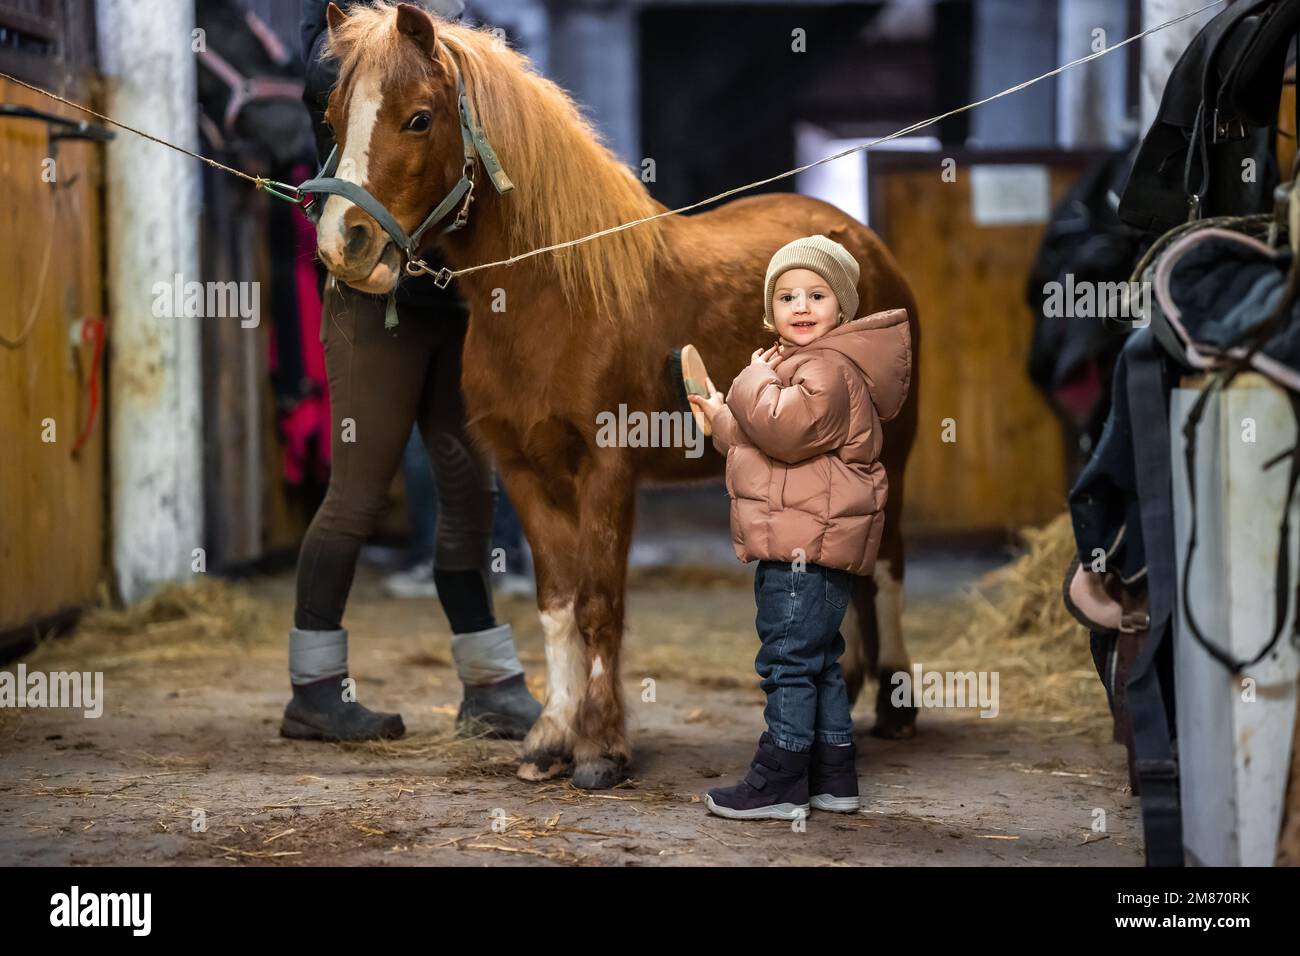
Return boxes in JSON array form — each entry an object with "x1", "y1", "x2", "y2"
[{"x1": 688, "y1": 234, "x2": 911, "y2": 820}]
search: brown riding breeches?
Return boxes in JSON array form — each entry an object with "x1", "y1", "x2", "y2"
[{"x1": 293, "y1": 278, "x2": 496, "y2": 630}]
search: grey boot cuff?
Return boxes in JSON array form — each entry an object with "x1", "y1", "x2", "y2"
[
  {"x1": 451, "y1": 622, "x2": 525, "y2": 686},
  {"x1": 289, "y1": 627, "x2": 349, "y2": 685}
]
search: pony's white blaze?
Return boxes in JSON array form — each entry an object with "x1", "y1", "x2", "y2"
[{"x1": 317, "y1": 68, "x2": 383, "y2": 262}]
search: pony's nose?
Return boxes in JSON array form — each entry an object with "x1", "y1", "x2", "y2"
[{"x1": 343, "y1": 221, "x2": 374, "y2": 259}]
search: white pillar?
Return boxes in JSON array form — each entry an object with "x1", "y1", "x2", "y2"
[
  {"x1": 97, "y1": 0, "x2": 203, "y2": 603},
  {"x1": 545, "y1": 3, "x2": 639, "y2": 165},
  {"x1": 1171, "y1": 376, "x2": 1300, "y2": 865},
  {"x1": 1057, "y1": 0, "x2": 1131, "y2": 148},
  {"x1": 970, "y1": 0, "x2": 1058, "y2": 148},
  {"x1": 1141, "y1": 0, "x2": 1220, "y2": 132}
]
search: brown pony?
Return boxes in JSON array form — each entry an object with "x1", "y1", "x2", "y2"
[{"x1": 314, "y1": 2, "x2": 921, "y2": 789}]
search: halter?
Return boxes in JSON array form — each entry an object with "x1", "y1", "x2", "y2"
[
  {"x1": 298, "y1": 49, "x2": 514, "y2": 290},
  {"x1": 196, "y1": 11, "x2": 304, "y2": 150},
  {"x1": 198, "y1": 48, "x2": 305, "y2": 141}
]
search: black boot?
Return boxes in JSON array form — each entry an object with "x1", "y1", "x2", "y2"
[
  {"x1": 280, "y1": 675, "x2": 405, "y2": 742},
  {"x1": 705, "y1": 733, "x2": 810, "y2": 820},
  {"x1": 809, "y1": 739, "x2": 860, "y2": 812},
  {"x1": 457, "y1": 673, "x2": 542, "y2": 740}
]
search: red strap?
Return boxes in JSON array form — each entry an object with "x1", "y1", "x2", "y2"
[{"x1": 72, "y1": 316, "x2": 106, "y2": 457}]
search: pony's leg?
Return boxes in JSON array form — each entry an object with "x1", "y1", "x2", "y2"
[
  {"x1": 518, "y1": 593, "x2": 586, "y2": 780},
  {"x1": 841, "y1": 577, "x2": 872, "y2": 706},
  {"x1": 869, "y1": 528, "x2": 916, "y2": 740},
  {"x1": 489, "y1": 456, "x2": 585, "y2": 781},
  {"x1": 841, "y1": 555, "x2": 916, "y2": 738},
  {"x1": 569, "y1": 460, "x2": 636, "y2": 790}
]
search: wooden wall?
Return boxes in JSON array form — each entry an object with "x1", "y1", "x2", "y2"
[
  {"x1": 0, "y1": 77, "x2": 107, "y2": 632},
  {"x1": 870, "y1": 152, "x2": 1089, "y2": 541}
]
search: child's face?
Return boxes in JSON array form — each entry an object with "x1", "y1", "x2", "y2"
[{"x1": 772, "y1": 269, "x2": 839, "y2": 347}]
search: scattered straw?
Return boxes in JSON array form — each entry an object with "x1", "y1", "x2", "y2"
[
  {"x1": 25, "y1": 578, "x2": 273, "y2": 674},
  {"x1": 945, "y1": 513, "x2": 1111, "y2": 738}
]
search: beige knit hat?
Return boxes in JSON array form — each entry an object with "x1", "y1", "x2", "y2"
[{"x1": 762, "y1": 235, "x2": 860, "y2": 332}]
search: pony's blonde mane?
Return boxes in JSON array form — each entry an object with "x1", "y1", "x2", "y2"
[{"x1": 325, "y1": 2, "x2": 665, "y2": 319}]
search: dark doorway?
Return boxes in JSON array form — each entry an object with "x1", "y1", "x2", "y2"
[{"x1": 638, "y1": 2, "x2": 973, "y2": 210}]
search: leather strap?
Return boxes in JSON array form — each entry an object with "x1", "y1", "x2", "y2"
[
  {"x1": 743, "y1": 767, "x2": 768, "y2": 790},
  {"x1": 197, "y1": 47, "x2": 305, "y2": 136},
  {"x1": 1124, "y1": 330, "x2": 1184, "y2": 867}
]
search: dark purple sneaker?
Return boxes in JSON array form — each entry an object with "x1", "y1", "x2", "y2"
[
  {"x1": 809, "y1": 739, "x2": 860, "y2": 812},
  {"x1": 705, "y1": 733, "x2": 811, "y2": 821}
]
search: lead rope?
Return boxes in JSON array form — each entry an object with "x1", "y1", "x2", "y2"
[
  {"x1": 0, "y1": 0, "x2": 1227, "y2": 287},
  {"x1": 0, "y1": 67, "x2": 303, "y2": 200}
]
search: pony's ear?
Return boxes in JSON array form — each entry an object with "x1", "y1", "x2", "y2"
[
  {"x1": 325, "y1": 2, "x2": 348, "y2": 34},
  {"x1": 395, "y1": 2, "x2": 438, "y2": 56}
]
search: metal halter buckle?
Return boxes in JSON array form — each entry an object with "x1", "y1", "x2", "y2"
[
  {"x1": 404, "y1": 255, "x2": 454, "y2": 289},
  {"x1": 451, "y1": 160, "x2": 477, "y2": 231}
]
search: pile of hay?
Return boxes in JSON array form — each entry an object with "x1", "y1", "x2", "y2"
[
  {"x1": 24, "y1": 577, "x2": 274, "y2": 676},
  {"x1": 78, "y1": 578, "x2": 268, "y2": 640},
  {"x1": 943, "y1": 512, "x2": 1111, "y2": 736}
]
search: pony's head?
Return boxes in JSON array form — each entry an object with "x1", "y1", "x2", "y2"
[
  {"x1": 315, "y1": 0, "x2": 663, "y2": 316},
  {"x1": 314, "y1": 1, "x2": 467, "y2": 293}
]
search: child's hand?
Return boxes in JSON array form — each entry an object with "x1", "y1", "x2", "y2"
[
  {"x1": 687, "y1": 376, "x2": 725, "y2": 424},
  {"x1": 749, "y1": 344, "x2": 786, "y2": 371}
]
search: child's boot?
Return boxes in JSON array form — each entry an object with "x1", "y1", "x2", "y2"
[
  {"x1": 705, "y1": 732, "x2": 810, "y2": 820},
  {"x1": 809, "y1": 738, "x2": 860, "y2": 812}
]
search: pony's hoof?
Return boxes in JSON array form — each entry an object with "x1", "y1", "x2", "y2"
[
  {"x1": 872, "y1": 668, "x2": 918, "y2": 740},
  {"x1": 869, "y1": 720, "x2": 916, "y2": 740},
  {"x1": 572, "y1": 755, "x2": 628, "y2": 790},
  {"x1": 517, "y1": 750, "x2": 573, "y2": 781}
]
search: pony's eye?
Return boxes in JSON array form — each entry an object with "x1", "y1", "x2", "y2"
[{"x1": 405, "y1": 111, "x2": 432, "y2": 132}]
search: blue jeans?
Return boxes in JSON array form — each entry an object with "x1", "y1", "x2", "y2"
[
  {"x1": 753, "y1": 559, "x2": 854, "y2": 753},
  {"x1": 401, "y1": 427, "x2": 437, "y2": 566}
]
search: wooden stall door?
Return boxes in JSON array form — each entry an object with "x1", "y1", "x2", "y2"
[
  {"x1": 871, "y1": 152, "x2": 1089, "y2": 542},
  {"x1": 0, "y1": 73, "x2": 107, "y2": 633}
]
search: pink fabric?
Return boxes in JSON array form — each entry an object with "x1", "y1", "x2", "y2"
[
  {"x1": 1054, "y1": 361, "x2": 1103, "y2": 428},
  {"x1": 274, "y1": 169, "x2": 331, "y2": 486}
]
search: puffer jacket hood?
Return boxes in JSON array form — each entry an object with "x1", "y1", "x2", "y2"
[{"x1": 794, "y1": 309, "x2": 911, "y2": 422}]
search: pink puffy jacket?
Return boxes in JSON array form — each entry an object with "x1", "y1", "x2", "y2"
[{"x1": 710, "y1": 308, "x2": 912, "y2": 576}]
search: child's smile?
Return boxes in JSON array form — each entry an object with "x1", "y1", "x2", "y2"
[{"x1": 772, "y1": 268, "x2": 841, "y2": 347}]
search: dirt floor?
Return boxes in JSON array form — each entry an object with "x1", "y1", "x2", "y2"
[{"x1": 0, "y1": 552, "x2": 1143, "y2": 867}]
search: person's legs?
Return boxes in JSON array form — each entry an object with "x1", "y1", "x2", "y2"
[
  {"x1": 814, "y1": 628, "x2": 854, "y2": 745},
  {"x1": 401, "y1": 426, "x2": 438, "y2": 566},
  {"x1": 753, "y1": 561, "x2": 846, "y2": 753},
  {"x1": 491, "y1": 485, "x2": 535, "y2": 595},
  {"x1": 810, "y1": 567, "x2": 860, "y2": 811},
  {"x1": 707, "y1": 560, "x2": 849, "y2": 819},
  {"x1": 381, "y1": 428, "x2": 439, "y2": 599},
  {"x1": 283, "y1": 279, "x2": 437, "y2": 742},
  {"x1": 415, "y1": 315, "x2": 541, "y2": 739}
]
